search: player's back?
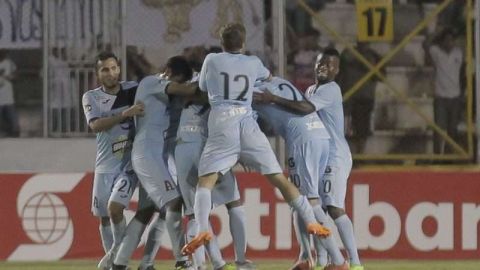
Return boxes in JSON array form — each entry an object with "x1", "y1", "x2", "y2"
[
  {"x1": 199, "y1": 52, "x2": 270, "y2": 109},
  {"x1": 306, "y1": 82, "x2": 351, "y2": 166},
  {"x1": 255, "y1": 77, "x2": 330, "y2": 144},
  {"x1": 134, "y1": 75, "x2": 170, "y2": 143},
  {"x1": 82, "y1": 81, "x2": 137, "y2": 173}
]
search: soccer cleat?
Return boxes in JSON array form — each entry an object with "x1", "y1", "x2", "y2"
[
  {"x1": 235, "y1": 260, "x2": 256, "y2": 270},
  {"x1": 324, "y1": 261, "x2": 349, "y2": 270},
  {"x1": 289, "y1": 258, "x2": 314, "y2": 270},
  {"x1": 306, "y1": 223, "x2": 331, "y2": 238},
  {"x1": 349, "y1": 265, "x2": 364, "y2": 270},
  {"x1": 174, "y1": 260, "x2": 195, "y2": 270},
  {"x1": 111, "y1": 263, "x2": 128, "y2": 270},
  {"x1": 181, "y1": 231, "x2": 213, "y2": 255},
  {"x1": 214, "y1": 263, "x2": 236, "y2": 270},
  {"x1": 98, "y1": 248, "x2": 117, "y2": 270}
]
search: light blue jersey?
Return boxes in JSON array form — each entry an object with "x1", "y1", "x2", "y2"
[
  {"x1": 254, "y1": 77, "x2": 330, "y2": 145},
  {"x1": 131, "y1": 74, "x2": 179, "y2": 209},
  {"x1": 82, "y1": 81, "x2": 137, "y2": 173},
  {"x1": 198, "y1": 52, "x2": 282, "y2": 176},
  {"x1": 199, "y1": 52, "x2": 270, "y2": 109},
  {"x1": 133, "y1": 75, "x2": 170, "y2": 143},
  {"x1": 177, "y1": 74, "x2": 209, "y2": 143},
  {"x1": 305, "y1": 82, "x2": 352, "y2": 168}
]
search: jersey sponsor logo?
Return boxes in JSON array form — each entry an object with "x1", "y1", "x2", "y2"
[
  {"x1": 101, "y1": 99, "x2": 111, "y2": 104},
  {"x1": 306, "y1": 121, "x2": 325, "y2": 130},
  {"x1": 112, "y1": 136, "x2": 132, "y2": 158}
]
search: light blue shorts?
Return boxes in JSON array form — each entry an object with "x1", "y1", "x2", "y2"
[{"x1": 176, "y1": 141, "x2": 240, "y2": 216}]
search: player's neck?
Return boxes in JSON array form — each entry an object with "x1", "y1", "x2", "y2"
[{"x1": 102, "y1": 84, "x2": 120, "y2": 95}]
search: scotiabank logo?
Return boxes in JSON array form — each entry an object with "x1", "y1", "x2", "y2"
[
  {"x1": 353, "y1": 184, "x2": 480, "y2": 251},
  {"x1": 7, "y1": 174, "x2": 85, "y2": 261},
  {"x1": 1, "y1": 171, "x2": 479, "y2": 261}
]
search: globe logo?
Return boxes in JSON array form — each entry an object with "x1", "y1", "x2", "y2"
[{"x1": 21, "y1": 192, "x2": 70, "y2": 244}]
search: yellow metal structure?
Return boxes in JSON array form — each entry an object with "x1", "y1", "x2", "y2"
[{"x1": 296, "y1": 0, "x2": 475, "y2": 162}]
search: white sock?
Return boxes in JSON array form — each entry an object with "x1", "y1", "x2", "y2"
[
  {"x1": 313, "y1": 236, "x2": 329, "y2": 266},
  {"x1": 194, "y1": 187, "x2": 212, "y2": 232},
  {"x1": 141, "y1": 215, "x2": 166, "y2": 267},
  {"x1": 99, "y1": 224, "x2": 113, "y2": 253},
  {"x1": 205, "y1": 223, "x2": 225, "y2": 270},
  {"x1": 293, "y1": 211, "x2": 313, "y2": 261},
  {"x1": 166, "y1": 210, "x2": 188, "y2": 262},
  {"x1": 114, "y1": 218, "x2": 147, "y2": 266},
  {"x1": 289, "y1": 196, "x2": 316, "y2": 224},
  {"x1": 228, "y1": 206, "x2": 247, "y2": 262},
  {"x1": 335, "y1": 214, "x2": 361, "y2": 265},
  {"x1": 186, "y1": 218, "x2": 206, "y2": 268},
  {"x1": 312, "y1": 205, "x2": 344, "y2": 265},
  {"x1": 111, "y1": 217, "x2": 126, "y2": 249}
]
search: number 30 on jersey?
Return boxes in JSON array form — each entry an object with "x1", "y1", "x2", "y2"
[{"x1": 356, "y1": 0, "x2": 394, "y2": 42}]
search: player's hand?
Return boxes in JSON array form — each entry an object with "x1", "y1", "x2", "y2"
[
  {"x1": 253, "y1": 90, "x2": 275, "y2": 104},
  {"x1": 122, "y1": 101, "x2": 145, "y2": 117}
]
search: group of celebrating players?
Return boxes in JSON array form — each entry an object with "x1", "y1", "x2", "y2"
[{"x1": 82, "y1": 22, "x2": 364, "y2": 270}]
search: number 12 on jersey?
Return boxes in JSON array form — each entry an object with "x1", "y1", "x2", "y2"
[{"x1": 356, "y1": 0, "x2": 393, "y2": 42}]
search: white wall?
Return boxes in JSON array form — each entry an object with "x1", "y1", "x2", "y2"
[{"x1": 0, "y1": 139, "x2": 96, "y2": 173}]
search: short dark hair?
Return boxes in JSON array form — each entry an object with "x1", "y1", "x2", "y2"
[
  {"x1": 220, "y1": 23, "x2": 246, "y2": 52},
  {"x1": 95, "y1": 51, "x2": 119, "y2": 71},
  {"x1": 166, "y1": 55, "x2": 193, "y2": 81},
  {"x1": 322, "y1": 47, "x2": 340, "y2": 58}
]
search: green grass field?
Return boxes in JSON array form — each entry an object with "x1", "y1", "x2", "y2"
[{"x1": 1, "y1": 260, "x2": 480, "y2": 270}]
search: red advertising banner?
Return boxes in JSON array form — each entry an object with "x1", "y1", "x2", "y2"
[{"x1": 1, "y1": 170, "x2": 479, "y2": 261}]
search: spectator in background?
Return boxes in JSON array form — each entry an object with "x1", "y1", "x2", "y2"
[
  {"x1": 49, "y1": 47, "x2": 75, "y2": 134},
  {"x1": 0, "y1": 50, "x2": 20, "y2": 137},
  {"x1": 126, "y1": 46, "x2": 155, "y2": 82},
  {"x1": 337, "y1": 42, "x2": 381, "y2": 153},
  {"x1": 291, "y1": 30, "x2": 321, "y2": 92},
  {"x1": 424, "y1": 28, "x2": 464, "y2": 154}
]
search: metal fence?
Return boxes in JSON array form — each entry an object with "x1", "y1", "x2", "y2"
[{"x1": 0, "y1": 0, "x2": 478, "y2": 164}]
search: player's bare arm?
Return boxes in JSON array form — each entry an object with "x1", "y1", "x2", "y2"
[
  {"x1": 253, "y1": 89, "x2": 315, "y2": 115},
  {"x1": 89, "y1": 102, "x2": 145, "y2": 133},
  {"x1": 166, "y1": 81, "x2": 199, "y2": 96}
]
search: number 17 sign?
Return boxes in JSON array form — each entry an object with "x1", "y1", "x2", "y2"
[{"x1": 356, "y1": 0, "x2": 394, "y2": 42}]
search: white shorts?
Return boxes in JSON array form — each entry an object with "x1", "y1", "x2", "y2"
[
  {"x1": 199, "y1": 111, "x2": 282, "y2": 176},
  {"x1": 287, "y1": 139, "x2": 329, "y2": 199},
  {"x1": 91, "y1": 170, "x2": 137, "y2": 217},
  {"x1": 320, "y1": 163, "x2": 352, "y2": 209},
  {"x1": 132, "y1": 141, "x2": 180, "y2": 209},
  {"x1": 176, "y1": 141, "x2": 240, "y2": 216}
]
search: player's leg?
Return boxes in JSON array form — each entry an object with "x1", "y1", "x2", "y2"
[
  {"x1": 166, "y1": 197, "x2": 192, "y2": 267},
  {"x1": 138, "y1": 210, "x2": 166, "y2": 270},
  {"x1": 99, "y1": 171, "x2": 138, "y2": 269},
  {"x1": 113, "y1": 185, "x2": 155, "y2": 269},
  {"x1": 176, "y1": 142, "x2": 207, "y2": 269},
  {"x1": 322, "y1": 166, "x2": 362, "y2": 269},
  {"x1": 181, "y1": 172, "x2": 219, "y2": 255},
  {"x1": 91, "y1": 173, "x2": 114, "y2": 253},
  {"x1": 239, "y1": 116, "x2": 330, "y2": 237},
  {"x1": 183, "y1": 122, "x2": 241, "y2": 255}
]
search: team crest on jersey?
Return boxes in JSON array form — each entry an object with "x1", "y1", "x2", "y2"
[{"x1": 84, "y1": 104, "x2": 92, "y2": 112}]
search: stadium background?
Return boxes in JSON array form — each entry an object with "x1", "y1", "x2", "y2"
[{"x1": 0, "y1": 0, "x2": 479, "y2": 268}]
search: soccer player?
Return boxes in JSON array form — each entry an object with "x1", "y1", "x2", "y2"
[
  {"x1": 254, "y1": 48, "x2": 361, "y2": 270},
  {"x1": 82, "y1": 52, "x2": 144, "y2": 269},
  {"x1": 253, "y1": 77, "x2": 346, "y2": 270},
  {"x1": 177, "y1": 46, "x2": 254, "y2": 270},
  {"x1": 176, "y1": 87, "x2": 254, "y2": 270},
  {"x1": 181, "y1": 23, "x2": 330, "y2": 258},
  {"x1": 130, "y1": 55, "x2": 198, "y2": 270}
]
